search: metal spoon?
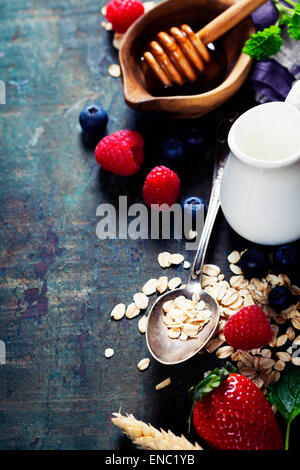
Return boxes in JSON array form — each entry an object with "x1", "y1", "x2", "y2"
[{"x1": 146, "y1": 114, "x2": 238, "y2": 365}]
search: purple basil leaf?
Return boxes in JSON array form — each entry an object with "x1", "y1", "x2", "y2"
[{"x1": 252, "y1": 0, "x2": 279, "y2": 30}]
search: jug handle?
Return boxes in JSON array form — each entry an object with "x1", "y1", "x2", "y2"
[{"x1": 285, "y1": 80, "x2": 300, "y2": 111}]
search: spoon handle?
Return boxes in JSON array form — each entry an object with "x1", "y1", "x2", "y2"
[
  {"x1": 190, "y1": 112, "x2": 239, "y2": 283},
  {"x1": 197, "y1": 0, "x2": 268, "y2": 45}
]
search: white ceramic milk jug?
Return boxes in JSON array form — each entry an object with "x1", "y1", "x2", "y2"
[{"x1": 220, "y1": 81, "x2": 300, "y2": 245}]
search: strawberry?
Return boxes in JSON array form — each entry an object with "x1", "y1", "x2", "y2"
[
  {"x1": 190, "y1": 364, "x2": 284, "y2": 450},
  {"x1": 224, "y1": 305, "x2": 273, "y2": 350}
]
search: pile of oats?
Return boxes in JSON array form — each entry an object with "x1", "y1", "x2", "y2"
[
  {"x1": 202, "y1": 250, "x2": 300, "y2": 390},
  {"x1": 107, "y1": 248, "x2": 300, "y2": 388},
  {"x1": 162, "y1": 294, "x2": 211, "y2": 340}
]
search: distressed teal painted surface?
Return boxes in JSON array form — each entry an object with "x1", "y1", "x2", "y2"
[{"x1": 0, "y1": 0, "x2": 299, "y2": 450}]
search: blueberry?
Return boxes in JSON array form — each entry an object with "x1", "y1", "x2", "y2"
[
  {"x1": 239, "y1": 248, "x2": 270, "y2": 279},
  {"x1": 275, "y1": 244, "x2": 298, "y2": 272},
  {"x1": 181, "y1": 126, "x2": 207, "y2": 152},
  {"x1": 182, "y1": 196, "x2": 207, "y2": 230},
  {"x1": 79, "y1": 105, "x2": 108, "y2": 136},
  {"x1": 161, "y1": 137, "x2": 186, "y2": 165},
  {"x1": 268, "y1": 286, "x2": 294, "y2": 312}
]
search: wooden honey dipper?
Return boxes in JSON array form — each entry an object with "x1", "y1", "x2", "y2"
[{"x1": 144, "y1": 0, "x2": 268, "y2": 87}]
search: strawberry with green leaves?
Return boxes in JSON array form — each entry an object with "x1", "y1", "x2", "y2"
[{"x1": 190, "y1": 364, "x2": 284, "y2": 450}]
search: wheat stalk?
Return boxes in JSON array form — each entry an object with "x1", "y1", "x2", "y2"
[{"x1": 112, "y1": 412, "x2": 202, "y2": 450}]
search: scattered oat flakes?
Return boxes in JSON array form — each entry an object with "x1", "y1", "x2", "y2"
[
  {"x1": 230, "y1": 275, "x2": 246, "y2": 289},
  {"x1": 138, "y1": 315, "x2": 148, "y2": 334},
  {"x1": 105, "y1": 348, "x2": 114, "y2": 358},
  {"x1": 162, "y1": 300, "x2": 173, "y2": 313},
  {"x1": 137, "y1": 358, "x2": 150, "y2": 371},
  {"x1": 188, "y1": 230, "x2": 197, "y2": 240},
  {"x1": 276, "y1": 334, "x2": 288, "y2": 347},
  {"x1": 170, "y1": 253, "x2": 184, "y2": 265},
  {"x1": 111, "y1": 303, "x2": 126, "y2": 320},
  {"x1": 101, "y1": 21, "x2": 113, "y2": 31},
  {"x1": 155, "y1": 276, "x2": 167, "y2": 294},
  {"x1": 266, "y1": 274, "x2": 280, "y2": 286},
  {"x1": 126, "y1": 303, "x2": 140, "y2": 319},
  {"x1": 274, "y1": 360, "x2": 285, "y2": 371},
  {"x1": 261, "y1": 349, "x2": 272, "y2": 358},
  {"x1": 293, "y1": 335, "x2": 300, "y2": 345},
  {"x1": 252, "y1": 375, "x2": 264, "y2": 389},
  {"x1": 239, "y1": 367, "x2": 256, "y2": 379},
  {"x1": 158, "y1": 252, "x2": 172, "y2": 268},
  {"x1": 216, "y1": 284, "x2": 228, "y2": 302},
  {"x1": 280, "y1": 273, "x2": 291, "y2": 285},
  {"x1": 271, "y1": 370, "x2": 281, "y2": 382},
  {"x1": 229, "y1": 296, "x2": 244, "y2": 310},
  {"x1": 202, "y1": 275, "x2": 217, "y2": 288},
  {"x1": 259, "y1": 358, "x2": 275, "y2": 369},
  {"x1": 292, "y1": 317, "x2": 300, "y2": 330},
  {"x1": 221, "y1": 289, "x2": 238, "y2": 307},
  {"x1": 183, "y1": 261, "x2": 191, "y2": 269},
  {"x1": 155, "y1": 377, "x2": 171, "y2": 390},
  {"x1": 205, "y1": 338, "x2": 224, "y2": 353},
  {"x1": 290, "y1": 284, "x2": 300, "y2": 295},
  {"x1": 144, "y1": 1, "x2": 157, "y2": 13},
  {"x1": 178, "y1": 331, "x2": 187, "y2": 341},
  {"x1": 108, "y1": 64, "x2": 121, "y2": 77},
  {"x1": 286, "y1": 326, "x2": 295, "y2": 341},
  {"x1": 216, "y1": 345, "x2": 234, "y2": 359},
  {"x1": 134, "y1": 292, "x2": 149, "y2": 310},
  {"x1": 203, "y1": 264, "x2": 220, "y2": 277},
  {"x1": 113, "y1": 32, "x2": 124, "y2": 49},
  {"x1": 244, "y1": 294, "x2": 255, "y2": 307},
  {"x1": 238, "y1": 351, "x2": 253, "y2": 367},
  {"x1": 142, "y1": 279, "x2": 158, "y2": 295},
  {"x1": 168, "y1": 328, "x2": 181, "y2": 339},
  {"x1": 168, "y1": 277, "x2": 182, "y2": 290},
  {"x1": 230, "y1": 264, "x2": 242, "y2": 275},
  {"x1": 227, "y1": 250, "x2": 241, "y2": 264},
  {"x1": 276, "y1": 351, "x2": 291, "y2": 362}
]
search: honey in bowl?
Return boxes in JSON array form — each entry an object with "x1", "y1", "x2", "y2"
[{"x1": 140, "y1": 41, "x2": 227, "y2": 97}]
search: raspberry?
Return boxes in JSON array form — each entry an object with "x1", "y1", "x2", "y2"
[
  {"x1": 95, "y1": 130, "x2": 144, "y2": 176},
  {"x1": 106, "y1": 0, "x2": 144, "y2": 33},
  {"x1": 143, "y1": 166, "x2": 181, "y2": 207},
  {"x1": 224, "y1": 305, "x2": 273, "y2": 350}
]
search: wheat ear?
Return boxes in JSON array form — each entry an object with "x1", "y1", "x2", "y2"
[{"x1": 112, "y1": 412, "x2": 202, "y2": 450}]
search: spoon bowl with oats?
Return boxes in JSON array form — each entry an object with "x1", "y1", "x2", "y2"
[{"x1": 146, "y1": 114, "x2": 238, "y2": 365}]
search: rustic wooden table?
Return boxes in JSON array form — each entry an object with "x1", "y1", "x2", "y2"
[{"x1": 0, "y1": 0, "x2": 299, "y2": 450}]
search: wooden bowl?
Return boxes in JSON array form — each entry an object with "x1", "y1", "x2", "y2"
[{"x1": 119, "y1": 0, "x2": 255, "y2": 118}]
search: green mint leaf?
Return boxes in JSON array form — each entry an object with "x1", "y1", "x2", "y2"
[
  {"x1": 267, "y1": 367, "x2": 300, "y2": 449},
  {"x1": 243, "y1": 25, "x2": 283, "y2": 60},
  {"x1": 279, "y1": 13, "x2": 292, "y2": 26},
  {"x1": 288, "y1": 2, "x2": 300, "y2": 39}
]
